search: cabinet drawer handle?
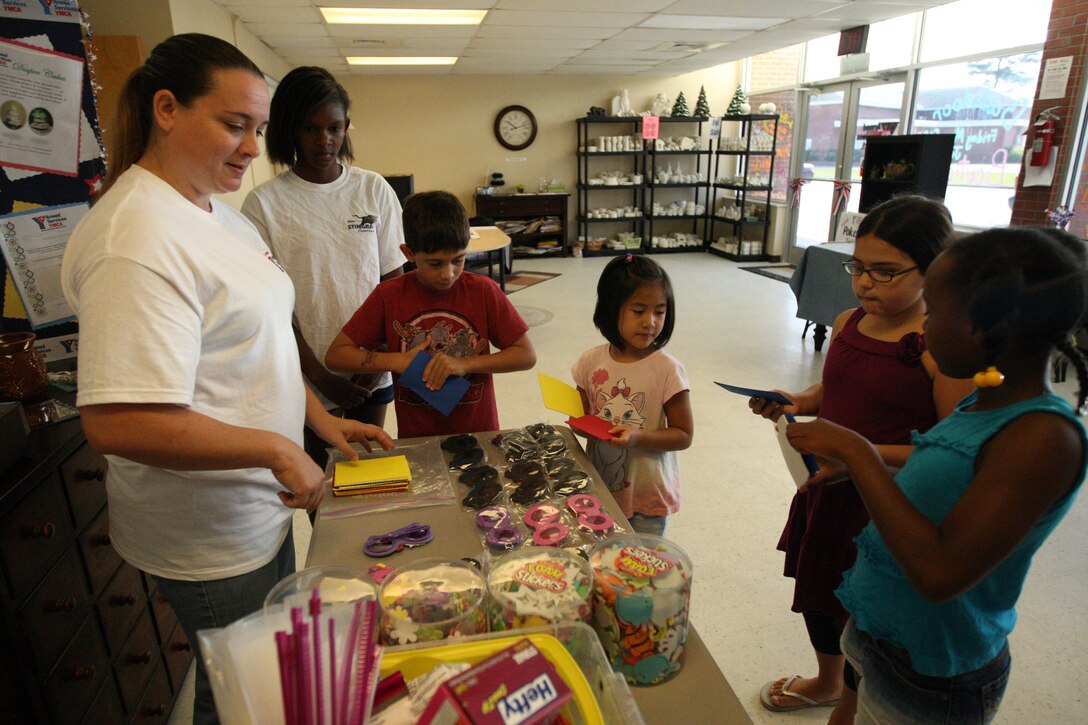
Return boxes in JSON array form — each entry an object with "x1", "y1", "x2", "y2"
[
  {"x1": 110, "y1": 593, "x2": 137, "y2": 607},
  {"x1": 25, "y1": 522, "x2": 55, "y2": 539},
  {"x1": 71, "y1": 665, "x2": 96, "y2": 680},
  {"x1": 142, "y1": 704, "x2": 166, "y2": 717},
  {"x1": 128, "y1": 650, "x2": 153, "y2": 665},
  {"x1": 45, "y1": 597, "x2": 76, "y2": 613},
  {"x1": 76, "y1": 467, "x2": 105, "y2": 482},
  {"x1": 171, "y1": 641, "x2": 191, "y2": 652}
]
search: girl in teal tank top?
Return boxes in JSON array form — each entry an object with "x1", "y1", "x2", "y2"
[{"x1": 786, "y1": 226, "x2": 1088, "y2": 724}]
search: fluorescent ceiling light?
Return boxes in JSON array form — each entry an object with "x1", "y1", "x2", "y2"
[
  {"x1": 321, "y1": 8, "x2": 486, "y2": 25},
  {"x1": 347, "y1": 56, "x2": 458, "y2": 65}
]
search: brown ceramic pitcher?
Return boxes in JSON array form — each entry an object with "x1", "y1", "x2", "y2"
[{"x1": 0, "y1": 332, "x2": 48, "y2": 401}]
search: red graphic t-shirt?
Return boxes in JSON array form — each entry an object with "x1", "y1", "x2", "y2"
[{"x1": 341, "y1": 271, "x2": 529, "y2": 438}]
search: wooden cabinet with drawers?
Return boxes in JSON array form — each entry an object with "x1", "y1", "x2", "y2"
[{"x1": 0, "y1": 416, "x2": 192, "y2": 724}]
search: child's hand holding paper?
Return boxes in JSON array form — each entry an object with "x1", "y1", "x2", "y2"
[{"x1": 538, "y1": 373, "x2": 616, "y2": 440}]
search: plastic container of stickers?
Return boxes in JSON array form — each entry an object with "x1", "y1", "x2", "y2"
[
  {"x1": 487, "y1": 548, "x2": 593, "y2": 631},
  {"x1": 377, "y1": 558, "x2": 487, "y2": 646},
  {"x1": 588, "y1": 534, "x2": 693, "y2": 686}
]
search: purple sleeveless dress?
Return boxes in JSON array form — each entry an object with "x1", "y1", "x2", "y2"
[{"x1": 779, "y1": 308, "x2": 937, "y2": 623}]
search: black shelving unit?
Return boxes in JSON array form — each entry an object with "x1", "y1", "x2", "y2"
[
  {"x1": 858, "y1": 134, "x2": 955, "y2": 212},
  {"x1": 576, "y1": 116, "x2": 645, "y2": 257},
  {"x1": 707, "y1": 114, "x2": 779, "y2": 261},
  {"x1": 643, "y1": 117, "x2": 711, "y2": 253}
]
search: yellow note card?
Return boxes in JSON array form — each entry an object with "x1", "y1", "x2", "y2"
[
  {"x1": 334, "y1": 456, "x2": 411, "y2": 486},
  {"x1": 538, "y1": 373, "x2": 585, "y2": 418}
]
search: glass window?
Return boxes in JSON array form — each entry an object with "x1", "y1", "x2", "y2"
[
  {"x1": 749, "y1": 91, "x2": 798, "y2": 205},
  {"x1": 912, "y1": 51, "x2": 1042, "y2": 227},
  {"x1": 803, "y1": 33, "x2": 842, "y2": 83},
  {"x1": 920, "y1": 0, "x2": 1050, "y2": 63},
  {"x1": 867, "y1": 14, "x2": 919, "y2": 72}
]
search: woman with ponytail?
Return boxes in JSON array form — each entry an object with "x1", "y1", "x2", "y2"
[{"x1": 61, "y1": 34, "x2": 392, "y2": 725}]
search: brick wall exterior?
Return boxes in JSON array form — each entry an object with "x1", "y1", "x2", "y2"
[
  {"x1": 750, "y1": 45, "x2": 803, "y2": 94},
  {"x1": 1009, "y1": 0, "x2": 1088, "y2": 230}
]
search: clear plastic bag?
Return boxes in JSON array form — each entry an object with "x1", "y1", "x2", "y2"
[{"x1": 320, "y1": 439, "x2": 456, "y2": 519}]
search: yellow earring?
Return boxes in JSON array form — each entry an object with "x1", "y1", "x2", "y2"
[{"x1": 973, "y1": 366, "x2": 1005, "y2": 388}]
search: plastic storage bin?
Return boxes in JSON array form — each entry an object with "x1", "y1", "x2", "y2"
[
  {"x1": 588, "y1": 534, "x2": 693, "y2": 686},
  {"x1": 378, "y1": 558, "x2": 487, "y2": 645},
  {"x1": 487, "y1": 547, "x2": 593, "y2": 631},
  {"x1": 380, "y1": 621, "x2": 645, "y2": 725}
]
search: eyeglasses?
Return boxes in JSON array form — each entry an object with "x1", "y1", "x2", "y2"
[{"x1": 842, "y1": 261, "x2": 918, "y2": 283}]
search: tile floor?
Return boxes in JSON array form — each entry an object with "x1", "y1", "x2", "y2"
[{"x1": 169, "y1": 252, "x2": 1087, "y2": 724}]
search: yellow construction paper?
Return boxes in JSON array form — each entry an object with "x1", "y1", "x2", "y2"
[
  {"x1": 538, "y1": 373, "x2": 585, "y2": 418},
  {"x1": 334, "y1": 456, "x2": 411, "y2": 487}
]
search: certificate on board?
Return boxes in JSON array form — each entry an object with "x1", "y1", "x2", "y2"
[
  {"x1": 0, "y1": 38, "x2": 84, "y2": 176},
  {"x1": 0, "y1": 202, "x2": 85, "y2": 328}
]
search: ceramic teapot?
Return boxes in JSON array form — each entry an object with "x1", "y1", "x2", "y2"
[{"x1": 0, "y1": 332, "x2": 48, "y2": 401}]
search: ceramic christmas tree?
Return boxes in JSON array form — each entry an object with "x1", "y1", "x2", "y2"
[
  {"x1": 671, "y1": 91, "x2": 689, "y2": 117},
  {"x1": 694, "y1": 86, "x2": 711, "y2": 117},
  {"x1": 727, "y1": 85, "x2": 747, "y2": 115}
]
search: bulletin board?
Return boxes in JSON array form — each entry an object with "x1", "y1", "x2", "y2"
[{"x1": 0, "y1": 3, "x2": 107, "y2": 361}]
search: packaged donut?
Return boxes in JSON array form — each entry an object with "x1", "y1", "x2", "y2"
[
  {"x1": 487, "y1": 548, "x2": 592, "y2": 631},
  {"x1": 588, "y1": 534, "x2": 693, "y2": 686}
]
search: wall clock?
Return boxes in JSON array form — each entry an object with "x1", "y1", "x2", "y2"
[{"x1": 494, "y1": 105, "x2": 537, "y2": 151}]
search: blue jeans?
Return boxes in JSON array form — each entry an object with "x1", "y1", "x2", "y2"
[
  {"x1": 842, "y1": 618, "x2": 1011, "y2": 725},
  {"x1": 628, "y1": 513, "x2": 668, "y2": 537},
  {"x1": 153, "y1": 528, "x2": 296, "y2": 725}
]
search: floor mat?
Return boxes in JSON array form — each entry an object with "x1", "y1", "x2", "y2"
[
  {"x1": 504, "y1": 270, "x2": 561, "y2": 294},
  {"x1": 741, "y1": 264, "x2": 795, "y2": 283}
]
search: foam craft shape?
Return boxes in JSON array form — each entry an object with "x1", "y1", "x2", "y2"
[
  {"x1": 334, "y1": 456, "x2": 411, "y2": 486},
  {"x1": 402, "y1": 350, "x2": 471, "y2": 416},
  {"x1": 538, "y1": 373, "x2": 586, "y2": 418},
  {"x1": 715, "y1": 381, "x2": 792, "y2": 406},
  {"x1": 567, "y1": 414, "x2": 616, "y2": 440}
]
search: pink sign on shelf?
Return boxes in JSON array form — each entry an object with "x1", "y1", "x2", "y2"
[{"x1": 641, "y1": 116, "x2": 659, "y2": 140}]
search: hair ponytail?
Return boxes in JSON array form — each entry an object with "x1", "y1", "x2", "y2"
[{"x1": 99, "y1": 33, "x2": 261, "y2": 197}]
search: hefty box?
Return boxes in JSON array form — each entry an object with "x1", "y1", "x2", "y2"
[{"x1": 419, "y1": 638, "x2": 572, "y2": 725}]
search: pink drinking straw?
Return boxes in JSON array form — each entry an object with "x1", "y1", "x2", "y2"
[
  {"x1": 291, "y1": 608, "x2": 307, "y2": 725},
  {"x1": 275, "y1": 631, "x2": 296, "y2": 725},
  {"x1": 338, "y1": 601, "x2": 363, "y2": 725},
  {"x1": 348, "y1": 600, "x2": 380, "y2": 725},
  {"x1": 297, "y1": 621, "x2": 313, "y2": 724},
  {"x1": 328, "y1": 618, "x2": 338, "y2": 725},
  {"x1": 311, "y1": 590, "x2": 324, "y2": 725}
]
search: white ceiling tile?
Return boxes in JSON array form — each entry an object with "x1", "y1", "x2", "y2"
[
  {"x1": 326, "y1": 24, "x2": 478, "y2": 39},
  {"x1": 813, "y1": 3, "x2": 922, "y2": 22},
  {"x1": 639, "y1": 15, "x2": 785, "y2": 31},
  {"x1": 473, "y1": 25, "x2": 615, "y2": 40},
  {"x1": 264, "y1": 37, "x2": 338, "y2": 49},
  {"x1": 243, "y1": 22, "x2": 328, "y2": 37},
  {"x1": 224, "y1": 5, "x2": 321, "y2": 23},
  {"x1": 592, "y1": 39, "x2": 668, "y2": 51},
  {"x1": 609, "y1": 28, "x2": 753, "y2": 43},
  {"x1": 496, "y1": 0, "x2": 671, "y2": 10},
  {"x1": 575, "y1": 48, "x2": 690, "y2": 60},
  {"x1": 318, "y1": 0, "x2": 494, "y2": 7},
  {"x1": 461, "y1": 47, "x2": 581, "y2": 58},
  {"x1": 483, "y1": 10, "x2": 650, "y2": 28},
  {"x1": 220, "y1": 0, "x2": 309, "y2": 7},
  {"x1": 663, "y1": 0, "x2": 846, "y2": 16},
  {"x1": 469, "y1": 37, "x2": 598, "y2": 50}
]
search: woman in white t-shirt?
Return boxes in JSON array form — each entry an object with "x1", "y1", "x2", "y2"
[
  {"x1": 61, "y1": 35, "x2": 393, "y2": 725},
  {"x1": 243, "y1": 66, "x2": 406, "y2": 467}
]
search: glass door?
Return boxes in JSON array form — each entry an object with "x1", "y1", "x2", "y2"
[{"x1": 787, "y1": 77, "x2": 906, "y2": 263}]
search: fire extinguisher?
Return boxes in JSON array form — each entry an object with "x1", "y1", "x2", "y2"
[{"x1": 1030, "y1": 107, "x2": 1059, "y2": 167}]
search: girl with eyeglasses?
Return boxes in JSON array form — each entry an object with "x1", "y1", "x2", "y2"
[
  {"x1": 787, "y1": 227, "x2": 1086, "y2": 724},
  {"x1": 749, "y1": 195, "x2": 974, "y2": 723}
]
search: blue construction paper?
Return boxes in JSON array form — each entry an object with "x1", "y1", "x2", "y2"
[
  {"x1": 401, "y1": 351, "x2": 470, "y2": 416},
  {"x1": 714, "y1": 382, "x2": 793, "y2": 405}
]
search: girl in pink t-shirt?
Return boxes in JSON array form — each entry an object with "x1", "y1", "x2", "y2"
[{"x1": 571, "y1": 253, "x2": 693, "y2": 535}]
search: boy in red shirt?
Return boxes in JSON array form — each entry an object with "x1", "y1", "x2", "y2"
[{"x1": 326, "y1": 191, "x2": 536, "y2": 438}]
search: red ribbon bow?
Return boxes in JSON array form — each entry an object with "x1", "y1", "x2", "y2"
[
  {"x1": 789, "y1": 177, "x2": 808, "y2": 208},
  {"x1": 610, "y1": 384, "x2": 631, "y2": 397},
  {"x1": 831, "y1": 179, "x2": 853, "y2": 215}
]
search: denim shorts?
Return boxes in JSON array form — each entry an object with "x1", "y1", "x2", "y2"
[
  {"x1": 842, "y1": 618, "x2": 1011, "y2": 725},
  {"x1": 628, "y1": 513, "x2": 668, "y2": 537}
]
